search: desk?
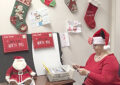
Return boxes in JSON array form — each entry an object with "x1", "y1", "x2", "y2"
[{"x1": 35, "y1": 76, "x2": 75, "y2": 85}]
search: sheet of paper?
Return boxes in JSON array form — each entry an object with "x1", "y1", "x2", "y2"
[
  {"x1": 66, "y1": 20, "x2": 82, "y2": 33},
  {"x1": 29, "y1": 8, "x2": 50, "y2": 27},
  {"x1": 59, "y1": 33, "x2": 70, "y2": 47}
]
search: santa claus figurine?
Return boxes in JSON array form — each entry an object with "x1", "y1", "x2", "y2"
[{"x1": 5, "y1": 56, "x2": 36, "y2": 85}]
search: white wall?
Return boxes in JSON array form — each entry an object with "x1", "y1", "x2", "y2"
[{"x1": 0, "y1": 0, "x2": 112, "y2": 85}]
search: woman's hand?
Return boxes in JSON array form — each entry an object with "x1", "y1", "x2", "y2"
[
  {"x1": 77, "y1": 68, "x2": 90, "y2": 76},
  {"x1": 72, "y1": 65, "x2": 80, "y2": 69}
]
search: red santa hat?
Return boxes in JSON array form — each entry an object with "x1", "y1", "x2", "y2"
[
  {"x1": 14, "y1": 56, "x2": 24, "y2": 60},
  {"x1": 92, "y1": 28, "x2": 110, "y2": 49}
]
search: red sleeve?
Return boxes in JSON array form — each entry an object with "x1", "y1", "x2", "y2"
[
  {"x1": 26, "y1": 65, "x2": 33, "y2": 73},
  {"x1": 80, "y1": 53, "x2": 95, "y2": 68},
  {"x1": 88, "y1": 55, "x2": 119, "y2": 83},
  {"x1": 6, "y1": 66, "x2": 13, "y2": 76}
]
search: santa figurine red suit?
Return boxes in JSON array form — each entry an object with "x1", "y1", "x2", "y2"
[{"x1": 5, "y1": 56, "x2": 36, "y2": 85}]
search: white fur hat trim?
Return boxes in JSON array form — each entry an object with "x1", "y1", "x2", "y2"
[{"x1": 93, "y1": 37, "x2": 105, "y2": 45}]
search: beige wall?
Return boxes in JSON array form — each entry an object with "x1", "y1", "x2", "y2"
[
  {"x1": 0, "y1": 0, "x2": 113, "y2": 85},
  {"x1": 111, "y1": 0, "x2": 120, "y2": 63}
]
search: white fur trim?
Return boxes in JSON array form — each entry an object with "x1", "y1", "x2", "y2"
[
  {"x1": 9, "y1": 79, "x2": 17, "y2": 84},
  {"x1": 5, "y1": 76, "x2": 10, "y2": 83},
  {"x1": 88, "y1": 0, "x2": 101, "y2": 7},
  {"x1": 14, "y1": 59, "x2": 24, "y2": 60},
  {"x1": 9, "y1": 77, "x2": 32, "y2": 84},
  {"x1": 104, "y1": 45, "x2": 110, "y2": 50},
  {"x1": 31, "y1": 79, "x2": 35, "y2": 85},
  {"x1": 30, "y1": 72, "x2": 36, "y2": 76},
  {"x1": 93, "y1": 37, "x2": 105, "y2": 45}
]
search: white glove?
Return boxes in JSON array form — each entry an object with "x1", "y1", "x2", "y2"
[
  {"x1": 30, "y1": 72, "x2": 36, "y2": 76},
  {"x1": 5, "y1": 76, "x2": 10, "y2": 83}
]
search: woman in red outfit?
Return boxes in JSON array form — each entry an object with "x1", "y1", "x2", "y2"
[{"x1": 73, "y1": 28, "x2": 120, "y2": 85}]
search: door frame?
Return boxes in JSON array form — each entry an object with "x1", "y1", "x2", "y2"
[{"x1": 111, "y1": 0, "x2": 120, "y2": 62}]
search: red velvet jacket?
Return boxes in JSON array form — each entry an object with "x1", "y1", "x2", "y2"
[{"x1": 6, "y1": 65, "x2": 33, "y2": 83}]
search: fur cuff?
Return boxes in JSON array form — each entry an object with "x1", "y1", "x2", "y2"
[
  {"x1": 5, "y1": 76, "x2": 10, "y2": 83},
  {"x1": 88, "y1": 0, "x2": 101, "y2": 7},
  {"x1": 30, "y1": 72, "x2": 36, "y2": 76}
]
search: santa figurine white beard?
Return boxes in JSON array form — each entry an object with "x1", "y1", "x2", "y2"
[
  {"x1": 5, "y1": 56, "x2": 36, "y2": 85},
  {"x1": 12, "y1": 58, "x2": 27, "y2": 71}
]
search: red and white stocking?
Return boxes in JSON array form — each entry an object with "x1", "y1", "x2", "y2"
[
  {"x1": 64, "y1": 0, "x2": 77, "y2": 12},
  {"x1": 84, "y1": 0, "x2": 100, "y2": 29}
]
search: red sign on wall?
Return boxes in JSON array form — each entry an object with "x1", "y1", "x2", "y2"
[
  {"x1": 32, "y1": 32, "x2": 54, "y2": 49},
  {"x1": 2, "y1": 34, "x2": 29, "y2": 53}
]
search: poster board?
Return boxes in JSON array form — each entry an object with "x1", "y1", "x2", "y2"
[{"x1": 32, "y1": 33, "x2": 62, "y2": 75}]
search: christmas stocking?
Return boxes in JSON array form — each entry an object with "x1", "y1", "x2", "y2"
[
  {"x1": 64, "y1": 0, "x2": 77, "y2": 12},
  {"x1": 41, "y1": 0, "x2": 56, "y2": 7},
  {"x1": 10, "y1": 0, "x2": 32, "y2": 32},
  {"x1": 84, "y1": 0, "x2": 100, "y2": 29}
]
